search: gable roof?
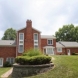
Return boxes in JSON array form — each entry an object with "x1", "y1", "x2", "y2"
[
  {"x1": 0, "y1": 40, "x2": 16, "y2": 46},
  {"x1": 41, "y1": 35, "x2": 56, "y2": 39},
  {"x1": 56, "y1": 41, "x2": 78, "y2": 48},
  {"x1": 17, "y1": 27, "x2": 41, "y2": 33}
]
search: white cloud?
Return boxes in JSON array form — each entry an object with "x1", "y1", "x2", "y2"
[
  {"x1": 0, "y1": 0, "x2": 78, "y2": 39},
  {"x1": 0, "y1": 31, "x2": 4, "y2": 40}
]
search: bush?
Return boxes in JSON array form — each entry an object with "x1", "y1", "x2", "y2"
[
  {"x1": 15, "y1": 55, "x2": 51, "y2": 65},
  {"x1": 72, "y1": 52, "x2": 78, "y2": 55},
  {"x1": 22, "y1": 49, "x2": 42, "y2": 57},
  {"x1": 3, "y1": 61, "x2": 12, "y2": 67}
]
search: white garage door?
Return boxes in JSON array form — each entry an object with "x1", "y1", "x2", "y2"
[{"x1": 0, "y1": 58, "x2": 3, "y2": 67}]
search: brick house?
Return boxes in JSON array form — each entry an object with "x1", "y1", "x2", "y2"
[{"x1": 0, "y1": 20, "x2": 78, "y2": 67}]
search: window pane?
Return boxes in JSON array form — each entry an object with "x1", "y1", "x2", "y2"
[
  {"x1": 34, "y1": 34, "x2": 38, "y2": 40},
  {"x1": 34, "y1": 45, "x2": 38, "y2": 49},
  {"x1": 6, "y1": 58, "x2": 14, "y2": 64},
  {"x1": 19, "y1": 45, "x2": 24, "y2": 52},
  {"x1": 57, "y1": 48, "x2": 62, "y2": 52},
  {"x1": 19, "y1": 33, "x2": 24, "y2": 40},
  {"x1": 48, "y1": 40, "x2": 52, "y2": 45},
  {"x1": 47, "y1": 48, "x2": 53, "y2": 54}
]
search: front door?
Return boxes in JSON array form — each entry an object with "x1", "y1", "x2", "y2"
[
  {"x1": 67, "y1": 49, "x2": 70, "y2": 55},
  {"x1": 0, "y1": 58, "x2": 3, "y2": 67}
]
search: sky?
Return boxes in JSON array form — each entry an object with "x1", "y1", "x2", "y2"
[{"x1": 0, "y1": 0, "x2": 78, "y2": 39}]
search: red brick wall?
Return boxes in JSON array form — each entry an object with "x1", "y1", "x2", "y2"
[
  {"x1": 56, "y1": 48, "x2": 66, "y2": 55},
  {"x1": 17, "y1": 20, "x2": 41, "y2": 56},
  {"x1": 56, "y1": 47, "x2": 78, "y2": 55},
  {"x1": 65, "y1": 48, "x2": 78, "y2": 55},
  {"x1": 0, "y1": 46, "x2": 16, "y2": 62},
  {"x1": 41, "y1": 39, "x2": 56, "y2": 53}
]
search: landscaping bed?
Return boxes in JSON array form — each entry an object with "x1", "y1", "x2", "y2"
[{"x1": 12, "y1": 49, "x2": 53, "y2": 78}]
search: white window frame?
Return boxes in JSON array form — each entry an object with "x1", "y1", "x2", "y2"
[
  {"x1": 18, "y1": 33, "x2": 24, "y2": 53},
  {"x1": 6, "y1": 57, "x2": 15, "y2": 64},
  {"x1": 46, "y1": 48, "x2": 54, "y2": 55},
  {"x1": 19, "y1": 33, "x2": 24, "y2": 41},
  {"x1": 34, "y1": 33, "x2": 39, "y2": 49},
  {"x1": 34, "y1": 45, "x2": 38, "y2": 49},
  {"x1": 18, "y1": 45, "x2": 24, "y2": 53},
  {"x1": 47, "y1": 39, "x2": 53, "y2": 45},
  {"x1": 34, "y1": 33, "x2": 38, "y2": 41},
  {"x1": 57, "y1": 48, "x2": 62, "y2": 52}
]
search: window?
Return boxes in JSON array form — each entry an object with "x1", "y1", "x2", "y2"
[
  {"x1": 6, "y1": 57, "x2": 15, "y2": 64},
  {"x1": 48, "y1": 39, "x2": 53, "y2": 45},
  {"x1": 18, "y1": 45, "x2": 24, "y2": 53},
  {"x1": 57, "y1": 48, "x2": 62, "y2": 52},
  {"x1": 47, "y1": 48, "x2": 53, "y2": 54},
  {"x1": 34, "y1": 33, "x2": 39, "y2": 49},
  {"x1": 34, "y1": 45, "x2": 38, "y2": 49},
  {"x1": 18, "y1": 33, "x2": 24, "y2": 53},
  {"x1": 19, "y1": 33, "x2": 24, "y2": 40},
  {"x1": 34, "y1": 33, "x2": 38, "y2": 40}
]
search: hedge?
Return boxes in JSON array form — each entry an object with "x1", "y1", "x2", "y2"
[{"x1": 15, "y1": 55, "x2": 51, "y2": 65}]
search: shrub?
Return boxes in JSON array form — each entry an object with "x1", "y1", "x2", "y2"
[
  {"x1": 15, "y1": 55, "x2": 51, "y2": 65},
  {"x1": 3, "y1": 61, "x2": 12, "y2": 67},
  {"x1": 72, "y1": 52, "x2": 78, "y2": 55},
  {"x1": 22, "y1": 49, "x2": 42, "y2": 57}
]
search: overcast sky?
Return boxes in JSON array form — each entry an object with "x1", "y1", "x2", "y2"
[{"x1": 0, "y1": 0, "x2": 78, "y2": 39}]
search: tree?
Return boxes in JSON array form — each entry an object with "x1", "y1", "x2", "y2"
[
  {"x1": 55, "y1": 24, "x2": 78, "y2": 41},
  {"x1": 2, "y1": 28, "x2": 16, "y2": 40}
]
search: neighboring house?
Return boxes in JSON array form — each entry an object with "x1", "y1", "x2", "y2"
[
  {"x1": 0, "y1": 19, "x2": 78, "y2": 67},
  {"x1": 56, "y1": 42, "x2": 78, "y2": 55}
]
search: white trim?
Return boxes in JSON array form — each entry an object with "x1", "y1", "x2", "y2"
[
  {"x1": 34, "y1": 33, "x2": 38, "y2": 41},
  {"x1": 47, "y1": 39, "x2": 53, "y2": 45},
  {"x1": 18, "y1": 33, "x2": 24, "y2": 53},
  {"x1": 19, "y1": 33, "x2": 24, "y2": 41},
  {"x1": 0, "y1": 58, "x2": 3, "y2": 67},
  {"x1": 67, "y1": 49, "x2": 71, "y2": 55},
  {"x1": 43, "y1": 46, "x2": 55, "y2": 55}
]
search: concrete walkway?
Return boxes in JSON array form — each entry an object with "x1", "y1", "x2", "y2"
[{"x1": 1, "y1": 68, "x2": 13, "y2": 78}]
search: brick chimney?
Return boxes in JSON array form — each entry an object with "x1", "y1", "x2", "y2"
[
  {"x1": 26, "y1": 20, "x2": 32, "y2": 28},
  {"x1": 25, "y1": 19, "x2": 33, "y2": 50}
]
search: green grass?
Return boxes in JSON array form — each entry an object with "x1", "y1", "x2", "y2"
[
  {"x1": 0, "y1": 67, "x2": 11, "y2": 76},
  {"x1": 24, "y1": 55, "x2": 78, "y2": 78}
]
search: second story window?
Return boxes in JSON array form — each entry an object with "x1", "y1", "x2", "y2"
[
  {"x1": 48, "y1": 39, "x2": 53, "y2": 45},
  {"x1": 18, "y1": 33, "x2": 24, "y2": 53},
  {"x1": 34, "y1": 33, "x2": 38, "y2": 49},
  {"x1": 19, "y1": 33, "x2": 24, "y2": 40},
  {"x1": 34, "y1": 33, "x2": 38, "y2": 40}
]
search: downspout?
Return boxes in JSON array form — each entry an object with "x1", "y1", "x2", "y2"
[{"x1": 16, "y1": 31, "x2": 18, "y2": 57}]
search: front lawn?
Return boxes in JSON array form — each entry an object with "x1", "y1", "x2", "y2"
[
  {"x1": 25, "y1": 55, "x2": 78, "y2": 78},
  {"x1": 0, "y1": 67, "x2": 11, "y2": 77}
]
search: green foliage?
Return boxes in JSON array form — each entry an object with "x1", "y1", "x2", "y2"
[
  {"x1": 72, "y1": 52, "x2": 78, "y2": 55},
  {"x1": 16, "y1": 49, "x2": 51, "y2": 65},
  {"x1": 15, "y1": 55, "x2": 51, "y2": 65},
  {"x1": 2, "y1": 28, "x2": 16, "y2": 40},
  {"x1": 22, "y1": 49, "x2": 42, "y2": 57},
  {"x1": 3, "y1": 61, "x2": 12, "y2": 67},
  {"x1": 55, "y1": 24, "x2": 78, "y2": 41}
]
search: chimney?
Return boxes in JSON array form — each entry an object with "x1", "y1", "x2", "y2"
[{"x1": 26, "y1": 19, "x2": 32, "y2": 27}]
